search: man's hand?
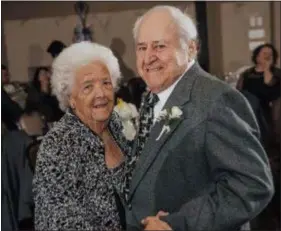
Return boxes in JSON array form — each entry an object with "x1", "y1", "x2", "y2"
[{"x1": 141, "y1": 211, "x2": 172, "y2": 230}]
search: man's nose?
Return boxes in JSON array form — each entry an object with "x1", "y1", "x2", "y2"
[{"x1": 144, "y1": 47, "x2": 157, "y2": 65}]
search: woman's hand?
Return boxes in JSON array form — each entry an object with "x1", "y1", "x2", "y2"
[{"x1": 263, "y1": 61, "x2": 273, "y2": 85}]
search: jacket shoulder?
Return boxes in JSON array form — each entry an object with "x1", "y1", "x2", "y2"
[{"x1": 193, "y1": 69, "x2": 240, "y2": 102}]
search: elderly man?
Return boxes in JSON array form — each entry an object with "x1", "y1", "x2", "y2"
[{"x1": 124, "y1": 5, "x2": 274, "y2": 231}]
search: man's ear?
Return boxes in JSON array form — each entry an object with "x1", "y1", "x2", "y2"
[{"x1": 188, "y1": 40, "x2": 197, "y2": 61}]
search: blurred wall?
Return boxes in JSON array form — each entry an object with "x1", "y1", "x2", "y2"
[
  {"x1": 1, "y1": 20, "x2": 8, "y2": 65},
  {"x1": 2, "y1": 2, "x2": 195, "y2": 82}
]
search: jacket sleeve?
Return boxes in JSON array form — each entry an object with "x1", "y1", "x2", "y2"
[
  {"x1": 33, "y1": 135, "x2": 92, "y2": 230},
  {"x1": 161, "y1": 89, "x2": 274, "y2": 231}
]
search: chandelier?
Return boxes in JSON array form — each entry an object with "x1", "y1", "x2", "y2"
[{"x1": 73, "y1": 1, "x2": 93, "y2": 42}]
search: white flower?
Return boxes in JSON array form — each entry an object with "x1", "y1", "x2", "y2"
[
  {"x1": 155, "y1": 106, "x2": 183, "y2": 141},
  {"x1": 128, "y1": 103, "x2": 139, "y2": 119},
  {"x1": 114, "y1": 98, "x2": 139, "y2": 120},
  {"x1": 114, "y1": 98, "x2": 139, "y2": 140},
  {"x1": 170, "y1": 106, "x2": 183, "y2": 119},
  {"x1": 122, "y1": 120, "x2": 137, "y2": 141}
]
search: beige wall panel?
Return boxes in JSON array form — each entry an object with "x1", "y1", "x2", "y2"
[
  {"x1": 206, "y1": 2, "x2": 224, "y2": 77},
  {"x1": 220, "y1": 2, "x2": 271, "y2": 74},
  {"x1": 1, "y1": 21, "x2": 8, "y2": 65}
]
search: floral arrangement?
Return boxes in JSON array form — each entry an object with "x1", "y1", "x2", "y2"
[{"x1": 114, "y1": 98, "x2": 139, "y2": 141}]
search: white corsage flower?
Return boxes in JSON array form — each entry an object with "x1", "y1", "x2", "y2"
[
  {"x1": 114, "y1": 98, "x2": 139, "y2": 141},
  {"x1": 155, "y1": 106, "x2": 183, "y2": 141}
]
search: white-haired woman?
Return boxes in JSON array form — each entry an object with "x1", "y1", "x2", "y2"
[{"x1": 33, "y1": 42, "x2": 130, "y2": 231}]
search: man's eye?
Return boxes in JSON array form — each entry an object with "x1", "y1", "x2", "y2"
[
  {"x1": 138, "y1": 46, "x2": 146, "y2": 51},
  {"x1": 156, "y1": 44, "x2": 165, "y2": 49}
]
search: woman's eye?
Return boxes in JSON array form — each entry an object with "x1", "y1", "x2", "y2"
[
  {"x1": 103, "y1": 81, "x2": 112, "y2": 86},
  {"x1": 83, "y1": 85, "x2": 92, "y2": 93}
]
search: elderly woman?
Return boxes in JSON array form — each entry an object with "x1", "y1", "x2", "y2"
[{"x1": 33, "y1": 42, "x2": 130, "y2": 231}]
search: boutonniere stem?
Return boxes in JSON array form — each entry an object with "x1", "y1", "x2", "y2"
[{"x1": 156, "y1": 125, "x2": 171, "y2": 141}]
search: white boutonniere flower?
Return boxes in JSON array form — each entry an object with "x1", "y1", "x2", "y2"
[
  {"x1": 114, "y1": 98, "x2": 139, "y2": 141},
  {"x1": 155, "y1": 106, "x2": 183, "y2": 141}
]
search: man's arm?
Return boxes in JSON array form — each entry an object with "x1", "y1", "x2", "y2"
[{"x1": 161, "y1": 89, "x2": 274, "y2": 231}]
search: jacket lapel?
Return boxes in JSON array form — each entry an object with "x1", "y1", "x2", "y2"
[{"x1": 129, "y1": 62, "x2": 201, "y2": 200}]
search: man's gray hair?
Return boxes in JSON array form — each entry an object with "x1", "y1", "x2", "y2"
[
  {"x1": 51, "y1": 41, "x2": 121, "y2": 111},
  {"x1": 133, "y1": 5, "x2": 198, "y2": 52}
]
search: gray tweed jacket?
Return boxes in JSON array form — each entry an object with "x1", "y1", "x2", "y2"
[{"x1": 126, "y1": 62, "x2": 274, "y2": 231}]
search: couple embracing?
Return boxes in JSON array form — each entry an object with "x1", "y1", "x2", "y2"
[{"x1": 33, "y1": 5, "x2": 274, "y2": 231}]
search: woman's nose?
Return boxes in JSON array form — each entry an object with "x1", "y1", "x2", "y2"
[{"x1": 94, "y1": 84, "x2": 106, "y2": 97}]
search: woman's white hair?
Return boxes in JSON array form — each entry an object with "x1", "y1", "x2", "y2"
[
  {"x1": 133, "y1": 5, "x2": 198, "y2": 54},
  {"x1": 51, "y1": 41, "x2": 121, "y2": 111}
]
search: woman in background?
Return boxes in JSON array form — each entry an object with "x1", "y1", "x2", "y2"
[
  {"x1": 236, "y1": 43, "x2": 280, "y2": 141},
  {"x1": 25, "y1": 67, "x2": 64, "y2": 122}
]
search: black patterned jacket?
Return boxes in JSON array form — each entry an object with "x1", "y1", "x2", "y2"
[{"x1": 33, "y1": 109, "x2": 130, "y2": 231}]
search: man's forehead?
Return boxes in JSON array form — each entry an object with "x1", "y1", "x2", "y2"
[
  {"x1": 137, "y1": 12, "x2": 177, "y2": 42},
  {"x1": 137, "y1": 25, "x2": 178, "y2": 44}
]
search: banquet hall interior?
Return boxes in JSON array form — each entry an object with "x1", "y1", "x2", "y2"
[{"x1": 1, "y1": 1, "x2": 280, "y2": 230}]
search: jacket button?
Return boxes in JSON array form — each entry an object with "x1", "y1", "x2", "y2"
[{"x1": 128, "y1": 203, "x2": 132, "y2": 210}]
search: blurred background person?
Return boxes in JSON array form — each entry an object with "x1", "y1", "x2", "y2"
[
  {"x1": 236, "y1": 43, "x2": 280, "y2": 141},
  {"x1": 25, "y1": 66, "x2": 64, "y2": 123},
  {"x1": 1, "y1": 64, "x2": 23, "y2": 132}
]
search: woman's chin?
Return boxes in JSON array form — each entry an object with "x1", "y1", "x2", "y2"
[{"x1": 91, "y1": 109, "x2": 111, "y2": 123}]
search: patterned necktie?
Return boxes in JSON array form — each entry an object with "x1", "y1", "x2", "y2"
[
  {"x1": 135, "y1": 92, "x2": 159, "y2": 157},
  {"x1": 122, "y1": 92, "x2": 159, "y2": 202}
]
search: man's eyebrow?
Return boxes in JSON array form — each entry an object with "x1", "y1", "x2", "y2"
[
  {"x1": 152, "y1": 40, "x2": 165, "y2": 44},
  {"x1": 137, "y1": 40, "x2": 166, "y2": 46},
  {"x1": 136, "y1": 42, "x2": 147, "y2": 46}
]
